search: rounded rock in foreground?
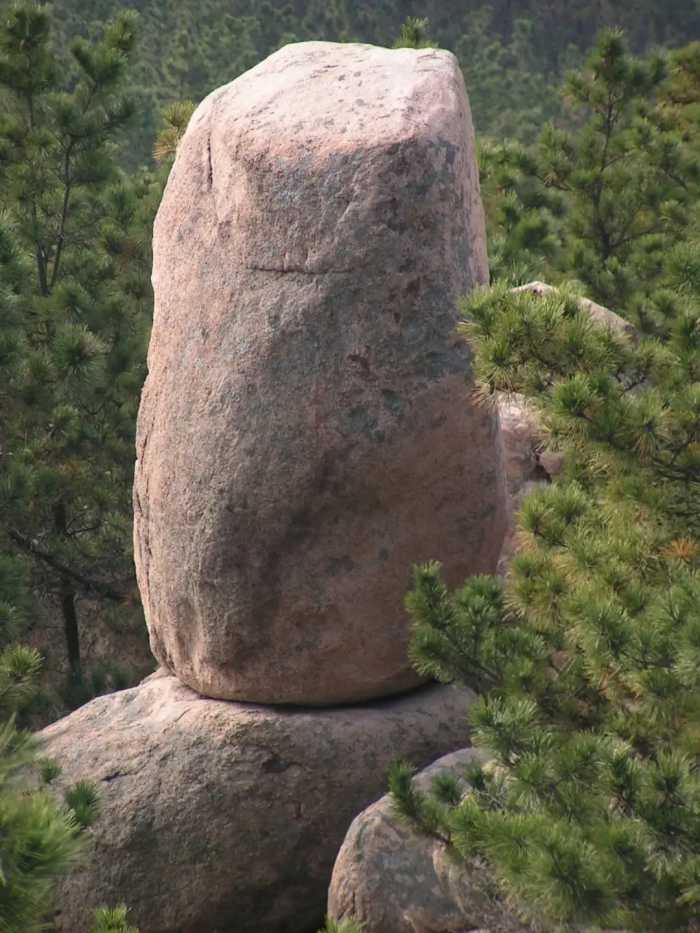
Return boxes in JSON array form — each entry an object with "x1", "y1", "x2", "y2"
[
  {"x1": 134, "y1": 41, "x2": 505, "y2": 704},
  {"x1": 42, "y1": 671, "x2": 476, "y2": 933}
]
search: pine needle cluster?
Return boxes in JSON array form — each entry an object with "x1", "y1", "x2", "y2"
[
  {"x1": 0, "y1": 643, "x2": 131, "y2": 930},
  {"x1": 0, "y1": 645, "x2": 99, "y2": 932},
  {"x1": 393, "y1": 17, "x2": 434, "y2": 50},
  {"x1": 397, "y1": 256, "x2": 700, "y2": 928},
  {"x1": 92, "y1": 904, "x2": 139, "y2": 933}
]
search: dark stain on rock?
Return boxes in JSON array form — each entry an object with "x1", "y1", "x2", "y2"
[
  {"x1": 346, "y1": 405, "x2": 378, "y2": 437},
  {"x1": 381, "y1": 389, "x2": 403, "y2": 417},
  {"x1": 262, "y1": 754, "x2": 296, "y2": 774},
  {"x1": 326, "y1": 555, "x2": 356, "y2": 577}
]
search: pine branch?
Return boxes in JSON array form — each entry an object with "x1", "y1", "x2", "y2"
[{"x1": 8, "y1": 529, "x2": 126, "y2": 602}]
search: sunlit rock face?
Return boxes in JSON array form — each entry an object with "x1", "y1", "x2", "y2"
[{"x1": 134, "y1": 41, "x2": 504, "y2": 705}]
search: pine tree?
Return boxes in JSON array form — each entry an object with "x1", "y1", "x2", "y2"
[
  {"x1": 395, "y1": 250, "x2": 700, "y2": 927},
  {"x1": 0, "y1": 644, "x2": 98, "y2": 931},
  {"x1": 481, "y1": 31, "x2": 700, "y2": 308},
  {"x1": 0, "y1": 3, "x2": 154, "y2": 693},
  {"x1": 393, "y1": 17, "x2": 434, "y2": 50},
  {"x1": 152, "y1": 100, "x2": 195, "y2": 165},
  {"x1": 0, "y1": 643, "x2": 137, "y2": 930}
]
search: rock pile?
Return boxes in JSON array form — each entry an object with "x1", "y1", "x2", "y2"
[{"x1": 41, "y1": 41, "x2": 506, "y2": 933}]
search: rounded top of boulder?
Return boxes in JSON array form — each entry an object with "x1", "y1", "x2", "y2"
[
  {"x1": 153, "y1": 40, "x2": 485, "y2": 306},
  {"x1": 187, "y1": 41, "x2": 467, "y2": 157}
]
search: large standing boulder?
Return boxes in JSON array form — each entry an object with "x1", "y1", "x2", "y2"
[
  {"x1": 134, "y1": 41, "x2": 506, "y2": 705},
  {"x1": 42, "y1": 671, "x2": 476, "y2": 933},
  {"x1": 327, "y1": 749, "x2": 532, "y2": 933}
]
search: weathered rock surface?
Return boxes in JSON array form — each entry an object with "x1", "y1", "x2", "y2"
[
  {"x1": 134, "y1": 41, "x2": 506, "y2": 705},
  {"x1": 497, "y1": 395, "x2": 545, "y2": 503},
  {"x1": 42, "y1": 670, "x2": 476, "y2": 933},
  {"x1": 327, "y1": 749, "x2": 533, "y2": 933}
]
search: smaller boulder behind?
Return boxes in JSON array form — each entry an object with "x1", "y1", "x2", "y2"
[
  {"x1": 495, "y1": 394, "x2": 550, "y2": 575},
  {"x1": 327, "y1": 749, "x2": 533, "y2": 933},
  {"x1": 496, "y1": 282, "x2": 631, "y2": 575}
]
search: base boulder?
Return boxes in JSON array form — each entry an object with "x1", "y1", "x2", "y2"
[{"x1": 41, "y1": 671, "x2": 474, "y2": 933}]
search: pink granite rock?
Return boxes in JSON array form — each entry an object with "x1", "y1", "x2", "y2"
[
  {"x1": 43, "y1": 671, "x2": 476, "y2": 933},
  {"x1": 495, "y1": 394, "x2": 549, "y2": 576},
  {"x1": 134, "y1": 42, "x2": 506, "y2": 705},
  {"x1": 327, "y1": 749, "x2": 533, "y2": 933}
]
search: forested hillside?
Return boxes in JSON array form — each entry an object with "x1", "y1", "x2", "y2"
[{"x1": 49, "y1": 0, "x2": 700, "y2": 164}]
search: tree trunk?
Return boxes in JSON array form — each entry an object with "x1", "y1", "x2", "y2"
[
  {"x1": 60, "y1": 575, "x2": 82, "y2": 683},
  {"x1": 54, "y1": 501, "x2": 82, "y2": 683}
]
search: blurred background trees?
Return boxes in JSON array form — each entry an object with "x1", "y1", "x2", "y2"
[
  {"x1": 0, "y1": 3, "x2": 159, "y2": 711},
  {"x1": 45, "y1": 0, "x2": 700, "y2": 165}
]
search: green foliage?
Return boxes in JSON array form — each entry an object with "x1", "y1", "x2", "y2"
[
  {"x1": 0, "y1": 646, "x2": 109, "y2": 930},
  {"x1": 482, "y1": 32, "x2": 700, "y2": 303},
  {"x1": 0, "y1": 645, "x2": 42, "y2": 719},
  {"x1": 0, "y1": 2, "x2": 158, "y2": 688},
  {"x1": 457, "y1": 12, "x2": 569, "y2": 145},
  {"x1": 39, "y1": 758, "x2": 62, "y2": 784},
  {"x1": 92, "y1": 904, "x2": 139, "y2": 933},
  {"x1": 64, "y1": 781, "x2": 100, "y2": 829},
  {"x1": 152, "y1": 99, "x2": 195, "y2": 164},
  {"x1": 388, "y1": 759, "x2": 425, "y2": 823},
  {"x1": 318, "y1": 917, "x2": 364, "y2": 933},
  {"x1": 393, "y1": 17, "x2": 433, "y2": 49},
  {"x1": 406, "y1": 567, "x2": 511, "y2": 692},
  {"x1": 0, "y1": 648, "x2": 84, "y2": 932},
  {"x1": 0, "y1": 749, "x2": 83, "y2": 932},
  {"x1": 403, "y1": 266, "x2": 700, "y2": 928}
]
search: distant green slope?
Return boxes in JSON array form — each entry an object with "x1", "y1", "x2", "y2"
[{"x1": 47, "y1": 0, "x2": 700, "y2": 164}]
